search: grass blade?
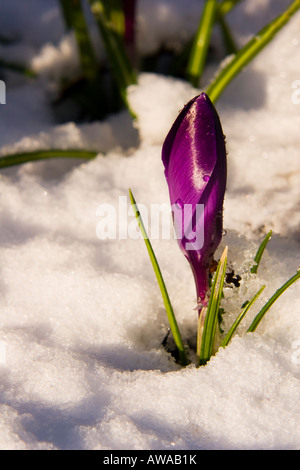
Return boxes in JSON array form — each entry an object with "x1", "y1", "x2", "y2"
[
  {"x1": 221, "y1": 285, "x2": 266, "y2": 347},
  {"x1": 216, "y1": 0, "x2": 244, "y2": 54},
  {"x1": 0, "y1": 149, "x2": 98, "y2": 169},
  {"x1": 247, "y1": 270, "x2": 300, "y2": 332},
  {"x1": 129, "y1": 189, "x2": 188, "y2": 366},
  {"x1": 104, "y1": 0, "x2": 126, "y2": 38},
  {"x1": 251, "y1": 230, "x2": 272, "y2": 274},
  {"x1": 206, "y1": 0, "x2": 300, "y2": 103},
  {"x1": 172, "y1": 0, "x2": 241, "y2": 78},
  {"x1": 0, "y1": 59, "x2": 36, "y2": 78},
  {"x1": 59, "y1": 0, "x2": 74, "y2": 29},
  {"x1": 197, "y1": 246, "x2": 228, "y2": 366},
  {"x1": 71, "y1": 0, "x2": 99, "y2": 81},
  {"x1": 218, "y1": 0, "x2": 244, "y2": 16},
  {"x1": 89, "y1": 0, "x2": 137, "y2": 112},
  {"x1": 59, "y1": 0, "x2": 98, "y2": 81},
  {"x1": 217, "y1": 12, "x2": 238, "y2": 55},
  {"x1": 186, "y1": 0, "x2": 218, "y2": 87}
]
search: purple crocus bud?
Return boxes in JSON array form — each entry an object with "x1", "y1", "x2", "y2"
[{"x1": 162, "y1": 93, "x2": 227, "y2": 308}]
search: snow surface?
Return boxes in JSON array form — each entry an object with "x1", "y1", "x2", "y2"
[{"x1": 0, "y1": 0, "x2": 300, "y2": 450}]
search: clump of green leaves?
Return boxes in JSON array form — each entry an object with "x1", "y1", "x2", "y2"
[
  {"x1": 1, "y1": 1, "x2": 299, "y2": 167},
  {"x1": 130, "y1": 190, "x2": 300, "y2": 367}
]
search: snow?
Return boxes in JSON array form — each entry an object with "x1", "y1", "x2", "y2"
[{"x1": 0, "y1": 0, "x2": 300, "y2": 450}]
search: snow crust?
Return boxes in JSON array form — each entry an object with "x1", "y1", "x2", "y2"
[{"x1": 0, "y1": 0, "x2": 299, "y2": 450}]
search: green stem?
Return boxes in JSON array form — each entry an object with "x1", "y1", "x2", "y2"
[
  {"x1": 129, "y1": 189, "x2": 188, "y2": 366},
  {"x1": 218, "y1": 0, "x2": 244, "y2": 16},
  {"x1": 217, "y1": 12, "x2": 238, "y2": 54},
  {"x1": 0, "y1": 149, "x2": 98, "y2": 169},
  {"x1": 59, "y1": 0, "x2": 73, "y2": 29},
  {"x1": 89, "y1": 0, "x2": 137, "y2": 112},
  {"x1": 215, "y1": 0, "x2": 243, "y2": 55},
  {"x1": 172, "y1": 0, "x2": 241, "y2": 79},
  {"x1": 206, "y1": 0, "x2": 300, "y2": 103},
  {"x1": 251, "y1": 230, "x2": 272, "y2": 274},
  {"x1": 69, "y1": 0, "x2": 99, "y2": 81},
  {"x1": 187, "y1": 0, "x2": 218, "y2": 87}
]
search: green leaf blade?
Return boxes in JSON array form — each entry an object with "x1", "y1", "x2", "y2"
[
  {"x1": 197, "y1": 246, "x2": 228, "y2": 366},
  {"x1": 206, "y1": 0, "x2": 300, "y2": 103},
  {"x1": 0, "y1": 149, "x2": 99, "y2": 169},
  {"x1": 221, "y1": 285, "x2": 266, "y2": 348},
  {"x1": 89, "y1": 0, "x2": 137, "y2": 114},
  {"x1": 186, "y1": 0, "x2": 218, "y2": 87},
  {"x1": 251, "y1": 230, "x2": 272, "y2": 274},
  {"x1": 128, "y1": 189, "x2": 188, "y2": 366},
  {"x1": 248, "y1": 270, "x2": 300, "y2": 333},
  {"x1": 59, "y1": 0, "x2": 98, "y2": 81}
]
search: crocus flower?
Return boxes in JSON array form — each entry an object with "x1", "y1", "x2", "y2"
[{"x1": 162, "y1": 92, "x2": 227, "y2": 308}]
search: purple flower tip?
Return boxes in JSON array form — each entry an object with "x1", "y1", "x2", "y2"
[
  {"x1": 162, "y1": 92, "x2": 227, "y2": 306},
  {"x1": 123, "y1": 0, "x2": 136, "y2": 45}
]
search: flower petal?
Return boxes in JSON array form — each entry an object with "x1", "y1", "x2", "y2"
[{"x1": 162, "y1": 92, "x2": 227, "y2": 303}]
